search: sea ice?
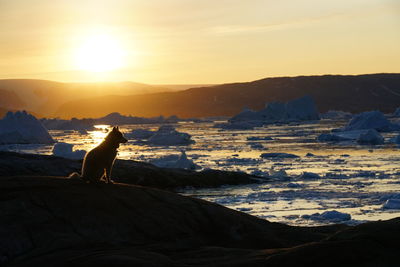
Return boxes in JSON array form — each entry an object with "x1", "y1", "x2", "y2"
[
  {"x1": 0, "y1": 111, "x2": 54, "y2": 144},
  {"x1": 41, "y1": 118, "x2": 95, "y2": 131},
  {"x1": 52, "y1": 142, "x2": 86, "y2": 159},
  {"x1": 393, "y1": 107, "x2": 400, "y2": 117},
  {"x1": 260, "y1": 152, "x2": 299, "y2": 159},
  {"x1": 246, "y1": 136, "x2": 273, "y2": 141},
  {"x1": 356, "y1": 129, "x2": 384, "y2": 145}
]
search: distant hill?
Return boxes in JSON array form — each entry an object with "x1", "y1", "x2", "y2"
[
  {"x1": 54, "y1": 74, "x2": 400, "y2": 119},
  {"x1": 0, "y1": 79, "x2": 175, "y2": 116},
  {"x1": 0, "y1": 89, "x2": 25, "y2": 110}
]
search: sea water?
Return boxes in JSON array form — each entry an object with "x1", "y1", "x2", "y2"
[{"x1": 1, "y1": 119, "x2": 400, "y2": 226}]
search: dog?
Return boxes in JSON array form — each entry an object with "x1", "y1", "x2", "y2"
[{"x1": 69, "y1": 126, "x2": 127, "y2": 183}]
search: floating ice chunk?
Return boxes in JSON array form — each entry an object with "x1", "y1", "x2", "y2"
[
  {"x1": 150, "y1": 151, "x2": 200, "y2": 170},
  {"x1": 342, "y1": 111, "x2": 400, "y2": 132},
  {"x1": 287, "y1": 182, "x2": 303, "y2": 188},
  {"x1": 249, "y1": 143, "x2": 264, "y2": 150},
  {"x1": 356, "y1": 129, "x2": 384, "y2": 145},
  {"x1": 52, "y1": 142, "x2": 86, "y2": 159},
  {"x1": 260, "y1": 152, "x2": 299, "y2": 159},
  {"x1": 305, "y1": 152, "x2": 315, "y2": 157},
  {"x1": 298, "y1": 172, "x2": 321, "y2": 179},
  {"x1": 302, "y1": 210, "x2": 351, "y2": 222},
  {"x1": 214, "y1": 121, "x2": 263, "y2": 130},
  {"x1": 246, "y1": 136, "x2": 273, "y2": 141},
  {"x1": 269, "y1": 169, "x2": 289, "y2": 179},
  {"x1": 320, "y1": 110, "x2": 352, "y2": 120},
  {"x1": 317, "y1": 133, "x2": 351, "y2": 142},
  {"x1": 147, "y1": 126, "x2": 194, "y2": 146},
  {"x1": 41, "y1": 118, "x2": 95, "y2": 131},
  {"x1": 0, "y1": 111, "x2": 54, "y2": 144},
  {"x1": 382, "y1": 199, "x2": 400, "y2": 209},
  {"x1": 125, "y1": 129, "x2": 155, "y2": 139}
]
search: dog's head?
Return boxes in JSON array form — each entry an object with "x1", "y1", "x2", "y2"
[{"x1": 107, "y1": 126, "x2": 128, "y2": 145}]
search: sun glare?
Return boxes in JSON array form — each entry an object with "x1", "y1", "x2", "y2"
[{"x1": 75, "y1": 34, "x2": 125, "y2": 72}]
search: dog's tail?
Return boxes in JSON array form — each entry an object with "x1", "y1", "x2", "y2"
[{"x1": 68, "y1": 172, "x2": 81, "y2": 179}]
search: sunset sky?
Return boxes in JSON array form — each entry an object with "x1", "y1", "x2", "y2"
[{"x1": 0, "y1": 0, "x2": 399, "y2": 83}]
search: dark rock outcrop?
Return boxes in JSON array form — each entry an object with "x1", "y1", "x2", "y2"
[
  {"x1": 1, "y1": 176, "x2": 399, "y2": 266},
  {"x1": 0, "y1": 151, "x2": 259, "y2": 189}
]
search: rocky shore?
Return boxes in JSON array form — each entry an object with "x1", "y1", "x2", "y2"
[
  {"x1": 1, "y1": 175, "x2": 399, "y2": 266},
  {"x1": 0, "y1": 151, "x2": 260, "y2": 189}
]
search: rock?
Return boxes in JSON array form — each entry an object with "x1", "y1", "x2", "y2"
[
  {"x1": 0, "y1": 111, "x2": 54, "y2": 144},
  {"x1": 52, "y1": 142, "x2": 87, "y2": 160},
  {"x1": 342, "y1": 111, "x2": 400, "y2": 132},
  {"x1": 260, "y1": 153, "x2": 300, "y2": 159},
  {"x1": 0, "y1": 151, "x2": 258, "y2": 189},
  {"x1": 356, "y1": 129, "x2": 384, "y2": 145},
  {"x1": 1, "y1": 176, "x2": 400, "y2": 266}
]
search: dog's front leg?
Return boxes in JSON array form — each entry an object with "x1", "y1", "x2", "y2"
[{"x1": 105, "y1": 164, "x2": 114, "y2": 184}]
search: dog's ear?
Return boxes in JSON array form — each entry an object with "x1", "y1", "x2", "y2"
[
  {"x1": 116, "y1": 126, "x2": 119, "y2": 130},
  {"x1": 112, "y1": 126, "x2": 117, "y2": 131}
]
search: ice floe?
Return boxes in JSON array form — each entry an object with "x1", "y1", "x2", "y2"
[
  {"x1": 52, "y1": 142, "x2": 86, "y2": 160},
  {"x1": 0, "y1": 111, "x2": 54, "y2": 144},
  {"x1": 125, "y1": 129, "x2": 155, "y2": 139},
  {"x1": 298, "y1": 172, "x2": 321, "y2": 179},
  {"x1": 260, "y1": 152, "x2": 299, "y2": 159},
  {"x1": 147, "y1": 126, "x2": 195, "y2": 146}
]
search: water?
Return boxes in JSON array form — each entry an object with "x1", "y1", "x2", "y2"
[{"x1": 1, "y1": 119, "x2": 400, "y2": 226}]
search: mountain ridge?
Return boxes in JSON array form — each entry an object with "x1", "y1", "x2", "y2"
[{"x1": 54, "y1": 73, "x2": 400, "y2": 119}]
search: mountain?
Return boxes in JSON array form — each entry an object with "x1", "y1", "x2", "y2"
[
  {"x1": 0, "y1": 79, "x2": 174, "y2": 116},
  {"x1": 54, "y1": 73, "x2": 400, "y2": 119}
]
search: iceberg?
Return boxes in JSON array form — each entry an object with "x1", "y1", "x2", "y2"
[
  {"x1": 341, "y1": 111, "x2": 399, "y2": 132},
  {"x1": 302, "y1": 210, "x2": 351, "y2": 222},
  {"x1": 147, "y1": 125, "x2": 195, "y2": 146},
  {"x1": 125, "y1": 129, "x2": 155, "y2": 139},
  {"x1": 382, "y1": 199, "x2": 400, "y2": 209},
  {"x1": 221, "y1": 95, "x2": 319, "y2": 130},
  {"x1": 52, "y1": 142, "x2": 86, "y2": 160},
  {"x1": 0, "y1": 111, "x2": 54, "y2": 144},
  {"x1": 356, "y1": 129, "x2": 384, "y2": 145},
  {"x1": 393, "y1": 107, "x2": 400, "y2": 117},
  {"x1": 260, "y1": 152, "x2": 299, "y2": 159},
  {"x1": 150, "y1": 151, "x2": 200, "y2": 170}
]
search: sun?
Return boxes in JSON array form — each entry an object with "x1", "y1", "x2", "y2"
[{"x1": 75, "y1": 34, "x2": 125, "y2": 72}]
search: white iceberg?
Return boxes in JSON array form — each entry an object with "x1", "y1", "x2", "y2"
[
  {"x1": 147, "y1": 125, "x2": 194, "y2": 146},
  {"x1": 356, "y1": 129, "x2": 384, "y2": 145},
  {"x1": 342, "y1": 111, "x2": 399, "y2": 132},
  {"x1": 284, "y1": 95, "x2": 320, "y2": 121},
  {"x1": 52, "y1": 142, "x2": 86, "y2": 160},
  {"x1": 150, "y1": 151, "x2": 199, "y2": 170},
  {"x1": 0, "y1": 111, "x2": 54, "y2": 144}
]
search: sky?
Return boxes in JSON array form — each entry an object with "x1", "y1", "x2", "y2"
[{"x1": 0, "y1": 0, "x2": 399, "y2": 84}]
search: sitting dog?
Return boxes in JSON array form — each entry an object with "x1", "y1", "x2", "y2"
[{"x1": 70, "y1": 126, "x2": 127, "y2": 183}]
